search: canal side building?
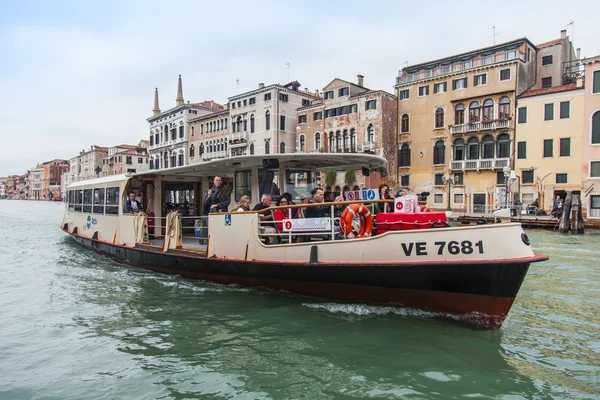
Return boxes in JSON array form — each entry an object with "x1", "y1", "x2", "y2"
[
  {"x1": 581, "y1": 55, "x2": 600, "y2": 218},
  {"x1": 295, "y1": 75, "x2": 397, "y2": 189},
  {"x1": 514, "y1": 83, "x2": 585, "y2": 212}
]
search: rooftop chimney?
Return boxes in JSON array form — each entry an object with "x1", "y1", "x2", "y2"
[
  {"x1": 561, "y1": 29, "x2": 567, "y2": 39},
  {"x1": 577, "y1": 48, "x2": 581, "y2": 59},
  {"x1": 357, "y1": 74, "x2": 364, "y2": 87},
  {"x1": 259, "y1": 83, "x2": 265, "y2": 89}
]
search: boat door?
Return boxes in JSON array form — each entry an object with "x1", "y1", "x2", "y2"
[{"x1": 472, "y1": 193, "x2": 486, "y2": 214}]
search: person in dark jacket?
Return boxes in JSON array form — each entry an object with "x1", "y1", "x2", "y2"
[
  {"x1": 125, "y1": 192, "x2": 142, "y2": 213},
  {"x1": 203, "y1": 176, "x2": 232, "y2": 214}
]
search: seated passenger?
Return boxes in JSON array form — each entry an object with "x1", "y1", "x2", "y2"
[
  {"x1": 236, "y1": 195, "x2": 251, "y2": 212},
  {"x1": 273, "y1": 196, "x2": 291, "y2": 232},
  {"x1": 252, "y1": 194, "x2": 278, "y2": 245},
  {"x1": 126, "y1": 192, "x2": 142, "y2": 214},
  {"x1": 377, "y1": 183, "x2": 394, "y2": 213}
]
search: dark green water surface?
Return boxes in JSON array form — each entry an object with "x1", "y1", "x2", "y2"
[{"x1": 0, "y1": 201, "x2": 598, "y2": 399}]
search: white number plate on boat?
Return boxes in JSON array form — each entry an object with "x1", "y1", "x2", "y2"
[{"x1": 282, "y1": 218, "x2": 331, "y2": 232}]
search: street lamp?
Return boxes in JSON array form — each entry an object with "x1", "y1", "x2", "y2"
[{"x1": 444, "y1": 174, "x2": 454, "y2": 212}]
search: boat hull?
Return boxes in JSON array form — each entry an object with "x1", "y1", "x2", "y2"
[{"x1": 69, "y1": 233, "x2": 540, "y2": 328}]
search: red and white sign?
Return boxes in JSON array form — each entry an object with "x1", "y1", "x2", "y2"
[
  {"x1": 394, "y1": 195, "x2": 419, "y2": 213},
  {"x1": 282, "y1": 218, "x2": 331, "y2": 232}
]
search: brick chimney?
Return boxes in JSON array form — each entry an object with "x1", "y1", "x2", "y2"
[
  {"x1": 357, "y1": 74, "x2": 364, "y2": 87},
  {"x1": 561, "y1": 29, "x2": 567, "y2": 39},
  {"x1": 259, "y1": 83, "x2": 265, "y2": 89}
]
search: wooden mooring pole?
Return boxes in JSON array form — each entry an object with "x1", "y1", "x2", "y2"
[{"x1": 559, "y1": 192, "x2": 585, "y2": 234}]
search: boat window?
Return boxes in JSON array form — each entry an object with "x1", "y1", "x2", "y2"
[
  {"x1": 74, "y1": 190, "x2": 83, "y2": 212},
  {"x1": 93, "y1": 188, "x2": 105, "y2": 214},
  {"x1": 105, "y1": 187, "x2": 120, "y2": 215},
  {"x1": 234, "y1": 170, "x2": 252, "y2": 202},
  {"x1": 284, "y1": 169, "x2": 315, "y2": 202},
  {"x1": 258, "y1": 168, "x2": 280, "y2": 200},
  {"x1": 83, "y1": 189, "x2": 93, "y2": 213},
  {"x1": 68, "y1": 190, "x2": 75, "y2": 211}
]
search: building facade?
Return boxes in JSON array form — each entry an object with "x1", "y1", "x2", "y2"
[
  {"x1": 69, "y1": 145, "x2": 109, "y2": 183},
  {"x1": 515, "y1": 83, "x2": 585, "y2": 211},
  {"x1": 187, "y1": 109, "x2": 230, "y2": 164},
  {"x1": 296, "y1": 75, "x2": 397, "y2": 189},
  {"x1": 581, "y1": 56, "x2": 600, "y2": 218},
  {"x1": 0, "y1": 177, "x2": 6, "y2": 198},
  {"x1": 102, "y1": 141, "x2": 149, "y2": 176},
  {"x1": 147, "y1": 76, "x2": 224, "y2": 170}
]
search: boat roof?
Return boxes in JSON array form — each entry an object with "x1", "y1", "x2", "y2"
[
  {"x1": 136, "y1": 153, "x2": 387, "y2": 178},
  {"x1": 68, "y1": 174, "x2": 130, "y2": 189}
]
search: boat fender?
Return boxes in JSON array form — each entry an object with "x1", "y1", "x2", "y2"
[
  {"x1": 340, "y1": 203, "x2": 373, "y2": 239},
  {"x1": 521, "y1": 233, "x2": 530, "y2": 246}
]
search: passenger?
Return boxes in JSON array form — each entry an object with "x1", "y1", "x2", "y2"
[
  {"x1": 377, "y1": 183, "x2": 394, "y2": 213},
  {"x1": 236, "y1": 195, "x2": 251, "y2": 212},
  {"x1": 252, "y1": 194, "x2": 278, "y2": 245},
  {"x1": 273, "y1": 196, "x2": 291, "y2": 232},
  {"x1": 297, "y1": 193, "x2": 310, "y2": 218},
  {"x1": 126, "y1": 192, "x2": 142, "y2": 214},
  {"x1": 258, "y1": 171, "x2": 280, "y2": 199},
  {"x1": 204, "y1": 176, "x2": 232, "y2": 214},
  {"x1": 305, "y1": 187, "x2": 344, "y2": 238}
]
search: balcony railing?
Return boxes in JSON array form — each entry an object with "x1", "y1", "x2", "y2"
[
  {"x1": 228, "y1": 131, "x2": 248, "y2": 147},
  {"x1": 450, "y1": 157, "x2": 510, "y2": 171},
  {"x1": 450, "y1": 119, "x2": 510, "y2": 135},
  {"x1": 362, "y1": 141, "x2": 375, "y2": 153},
  {"x1": 201, "y1": 150, "x2": 228, "y2": 161},
  {"x1": 396, "y1": 51, "x2": 523, "y2": 85}
]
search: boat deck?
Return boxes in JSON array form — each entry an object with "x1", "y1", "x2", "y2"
[{"x1": 149, "y1": 238, "x2": 208, "y2": 252}]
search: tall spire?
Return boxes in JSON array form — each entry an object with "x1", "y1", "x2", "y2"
[
  {"x1": 152, "y1": 87, "x2": 161, "y2": 116},
  {"x1": 175, "y1": 74, "x2": 184, "y2": 106}
]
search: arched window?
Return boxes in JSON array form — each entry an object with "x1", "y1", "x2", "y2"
[
  {"x1": 315, "y1": 132, "x2": 321, "y2": 150},
  {"x1": 401, "y1": 113, "x2": 410, "y2": 133},
  {"x1": 499, "y1": 96, "x2": 511, "y2": 120},
  {"x1": 224, "y1": 119, "x2": 228, "y2": 129},
  {"x1": 201, "y1": 124, "x2": 204, "y2": 134},
  {"x1": 178, "y1": 150, "x2": 184, "y2": 166},
  {"x1": 335, "y1": 131, "x2": 341, "y2": 152},
  {"x1": 453, "y1": 138, "x2": 465, "y2": 161},
  {"x1": 469, "y1": 101, "x2": 480, "y2": 123},
  {"x1": 483, "y1": 99, "x2": 494, "y2": 121},
  {"x1": 399, "y1": 143, "x2": 411, "y2": 167},
  {"x1": 236, "y1": 116, "x2": 243, "y2": 133},
  {"x1": 367, "y1": 124, "x2": 374, "y2": 143},
  {"x1": 329, "y1": 132, "x2": 335, "y2": 153},
  {"x1": 250, "y1": 143, "x2": 255, "y2": 155},
  {"x1": 250, "y1": 115, "x2": 255, "y2": 133},
  {"x1": 482, "y1": 135, "x2": 494, "y2": 159},
  {"x1": 150, "y1": 158, "x2": 154, "y2": 170},
  {"x1": 343, "y1": 129, "x2": 349, "y2": 152},
  {"x1": 497, "y1": 133, "x2": 510, "y2": 158},
  {"x1": 467, "y1": 137, "x2": 479, "y2": 160},
  {"x1": 455, "y1": 104, "x2": 465, "y2": 124},
  {"x1": 191, "y1": 126, "x2": 195, "y2": 137},
  {"x1": 199, "y1": 143, "x2": 204, "y2": 155},
  {"x1": 265, "y1": 140, "x2": 270, "y2": 155},
  {"x1": 190, "y1": 144, "x2": 195, "y2": 158},
  {"x1": 265, "y1": 111, "x2": 271, "y2": 130},
  {"x1": 433, "y1": 140, "x2": 445, "y2": 165},
  {"x1": 300, "y1": 135, "x2": 305, "y2": 152},
  {"x1": 435, "y1": 107, "x2": 445, "y2": 128},
  {"x1": 280, "y1": 142, "x2": 285, "y2": 154},
  {"x1": 350, "y1": 128, "x2": 356, "y2": 152}
]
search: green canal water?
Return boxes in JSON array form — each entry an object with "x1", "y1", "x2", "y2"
[{"x1": 0, "y1": 201, "x2": 598, "y2": 399}]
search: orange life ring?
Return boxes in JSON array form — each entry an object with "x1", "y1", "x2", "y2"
[{"x1": 340, "y1": 203, "x2": 373, "y2": 239}]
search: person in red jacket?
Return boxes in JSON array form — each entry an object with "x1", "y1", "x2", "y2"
[{"x1": 273, "y1": 196, "x2": 291, "y2": 232}]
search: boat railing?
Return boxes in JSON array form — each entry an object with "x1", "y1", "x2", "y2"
[{"x1": 253, "y1": 200, "x2": 394, "y2": 244}]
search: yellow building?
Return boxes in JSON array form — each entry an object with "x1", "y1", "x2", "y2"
[
  {"x1": 395, "y1": 38, "x2": 537, "y2": 213},
  {"x1": 514, "y1": 83, "x2": 585, "y2": 212}
]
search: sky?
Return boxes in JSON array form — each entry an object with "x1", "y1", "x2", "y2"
[{"x1": 0, "y1": 0, "x2": 598, "y2": 176}]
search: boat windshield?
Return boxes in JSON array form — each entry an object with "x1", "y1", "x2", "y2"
[{"x1": 282, "y1": 168, "x2": 315, "y2": 203}]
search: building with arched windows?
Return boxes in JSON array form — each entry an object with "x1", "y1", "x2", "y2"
[
  {"x1": 395, "y1": 31, "x2": 580, "y2": 213},
  {"x1": 295, "y1": 75, "x2": 397, "y2": 188},
  {"x1": 582, "y1": 56, "x2": 600, "y2": 218}
]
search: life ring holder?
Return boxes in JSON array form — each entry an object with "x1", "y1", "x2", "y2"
[{"x1": 340, "y1": 203, "x2": 373, "y2": 239}]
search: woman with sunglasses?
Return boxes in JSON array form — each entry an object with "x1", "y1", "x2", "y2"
[{"x1": 273, "y1": 196, "x2": 291, "y2": 233}]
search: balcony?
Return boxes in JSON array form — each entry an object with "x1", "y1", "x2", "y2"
[
  {"x1": 201, "y1": 150, "x2": 229, "y2": 161},
  {"x1": 450, "y1": 119, "x2": 510, "y2": 135},
  {"x1": 450, "y1": 157, "x2": 510, "y2": 171},
  {"x1": 228, "y1": 132, "x2": 248, "y2": 148},
  {"x1": 362, "y1": 141, "x2": 375, "y2": 153},
  {"x1": 396, "y1": 50, "x2": 523, "y2": 85}
]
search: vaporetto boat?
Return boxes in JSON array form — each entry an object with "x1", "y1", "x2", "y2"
[{"x1": 61, "y1": 153, "x2": 548, "y2": 328}]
